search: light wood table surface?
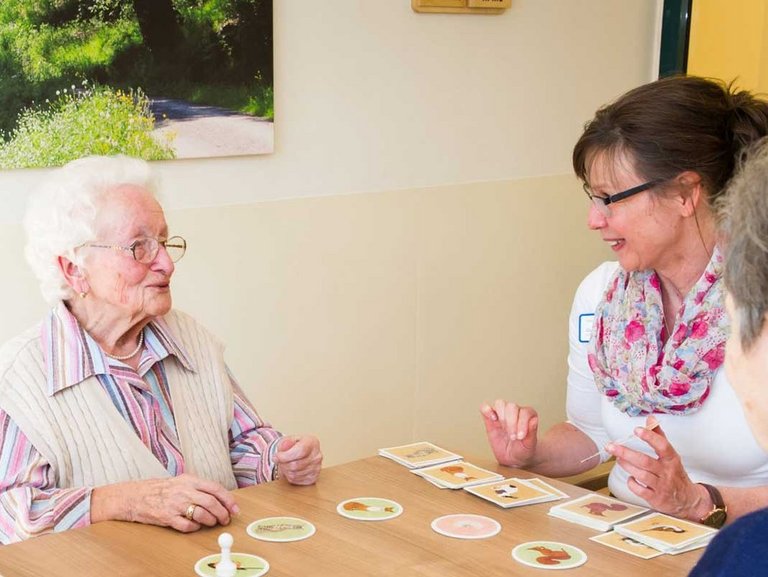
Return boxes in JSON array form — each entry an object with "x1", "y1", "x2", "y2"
[{"x1": 0, "y1": 455, "x2": 703, "y2": 576}]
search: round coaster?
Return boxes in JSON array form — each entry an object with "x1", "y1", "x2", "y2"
[
  {"x1": 247, "y1": 516, "x2": 316, "y2": 542},
  {"x1": 512, "y1": 541, "x2": 587, "y2": 570},
  {"x1": 336, "y1": 497, "x2": 403, "y2": 521},
  {"x1": 431, "y1": 514, "x2": 501, "y2": 540},
  {"x1": 194, "y1": 552, "x2": 269, "y2": 577}
]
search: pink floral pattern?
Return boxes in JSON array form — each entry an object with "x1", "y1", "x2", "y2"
[{"x1": 589, "y1": 247, "x2": 728, "y2": 416}]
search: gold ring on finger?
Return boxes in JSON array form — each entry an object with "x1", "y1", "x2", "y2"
[{"x1": 185, "y1": 503, "x2": 197, "y2": 521}]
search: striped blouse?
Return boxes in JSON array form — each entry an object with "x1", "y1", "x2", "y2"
[{"x1": 0, "y1": 305, "x2": 282, "y2": 544}]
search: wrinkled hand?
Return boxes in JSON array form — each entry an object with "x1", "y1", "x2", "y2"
[
  {"x1": 275, "y1": 435, "x2": 323, "y2": 485},
  {"x1": 606, "y1": 417, "x2": 705, "y2": 520},
  {"x1": 480, "y1": 400, "x2": 539, "y2": 468},
  {"x1": 122, "y1": 474, "x2": 238, "y2": 532}
]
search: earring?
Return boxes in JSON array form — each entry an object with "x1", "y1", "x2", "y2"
[{"x1": 79, "y1": 291, "x2": 87, "y2": 299}]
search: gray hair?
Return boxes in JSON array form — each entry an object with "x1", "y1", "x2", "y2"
[
  {"x1": 24, "y1": 155, "x2": 158, "y2": 304},
  {"x1": 720, "y1": 137, "x2": 768, "y2": 350}
]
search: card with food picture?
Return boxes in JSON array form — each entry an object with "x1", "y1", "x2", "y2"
[
  {"x1": 431, "y1": 514, "x2": 501, "y2": 540},
  {"x1": 411, "y1": 460, "x2": 503, "y2": 489},
  {"x1": 548, "y1": 494, "x2": 648, "y2": 531},
  {"x1": 589, "y1": 530, "x2": 663, "y2": 559},
  {"x1": 378, "y1": 441, "x2": 462, "y2": 468},
  {"x1": 336, "y1": 497, "x2": 403, "y2": 521},
  {"x1": 464, "y1": 477, "x2": 564, "y2": 508},
  {"x1": 522, "y1": 477, "x2": 569, "y2": 498},
  {"x1": 511, "y1": 541, "x2": 588, "y2": 570},
  {"x1": 613, "y1": 512, "x2": 717, "y2": 552},
  {"x1": 247, "y1": 516, "x2": 316, "y2": 542}
]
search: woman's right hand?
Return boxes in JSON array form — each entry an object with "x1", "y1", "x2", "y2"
[
  {"x1": 480, "y1": 400, "x2": 540, "y2": 468},
  {"x1": 91, "y1": 473, "x2": 239, "y2": 532}
]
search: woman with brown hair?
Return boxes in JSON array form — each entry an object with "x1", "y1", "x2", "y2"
[{"x1": 481, "y1": 76, "x2": 768, "y2": 527}]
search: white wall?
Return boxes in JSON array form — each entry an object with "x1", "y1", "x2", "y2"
[
  {"x1": 0, "y1": 1, "x2": 659, "y2": 219},
  {"x1": 0, "y1": 0, "x2": 658, "y2": 465}
]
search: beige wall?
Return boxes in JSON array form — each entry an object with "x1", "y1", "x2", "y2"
[{"x1": 0, "y1": 0, "x2": 656, "y2": 466}]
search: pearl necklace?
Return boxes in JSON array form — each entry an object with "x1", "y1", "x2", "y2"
[{"x1": 104, "y1": 332, "x2": 145, "y2": 361}]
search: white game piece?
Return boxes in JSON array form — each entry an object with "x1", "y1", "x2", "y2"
[{"x1": 216, "y1": 532, "x2": 236, "y2": 577}]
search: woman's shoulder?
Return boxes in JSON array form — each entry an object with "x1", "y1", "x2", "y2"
[
  {"x1": 578, "y1": 262, "x2": 620, "y2": 291},
  {"x1": 156, "y1": 309, "x2": 223, "y2": 348},
  {"x1": 0, "y1": 323, "x2": 44, "y2": 381},
  {"x1": 573, "y1": 262, "x2": 620, "y2": 307}
]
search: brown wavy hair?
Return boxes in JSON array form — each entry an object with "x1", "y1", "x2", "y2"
[{"x1": 573, "y1": 76, "x2": 768, "y2": 204}]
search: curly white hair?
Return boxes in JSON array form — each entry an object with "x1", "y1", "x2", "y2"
[{"x1": 24, "y1": 155, "x2": 159, "y2": 304}]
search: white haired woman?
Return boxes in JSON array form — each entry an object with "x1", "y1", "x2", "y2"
[
  {"x1": 0, "y1": 156, "x2": 322, "y2": 544},
  {"x1": 689, "y1": 140, "x2": 768, "y2": 576}
]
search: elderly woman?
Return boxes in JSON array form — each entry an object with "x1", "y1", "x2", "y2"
[
  {"x1": 481, "y1": 76, "x2": 768, "y2": 527},
  {"x1": 689, "y1": 141, "x2": 768, "y2": 574},
  {"x1": 0, "y1": 156, "x2": 322, "y2": 544}
]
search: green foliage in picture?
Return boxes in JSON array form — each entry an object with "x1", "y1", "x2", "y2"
[
  {"x1": 0, "y1": 0, "x2": 273, "y2": 168},
  {"x1": 0, "y1": 84, "x2": 174, "y2": 170}
]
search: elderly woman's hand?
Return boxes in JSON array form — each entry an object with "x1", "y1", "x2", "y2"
[
  {"x1": 606, "y1": 417, "x2": 710, "y2": 521},
  {"x1": 275, "y1": 435, "x2": 323, "y2": 485},
  {"x1": 91, "y1": 474, "x2": 239, "y2": 532},
  {"x1": 480, "y1": 399, "x2": 540, "y2": 468}
]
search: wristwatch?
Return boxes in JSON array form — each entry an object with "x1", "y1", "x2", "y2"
[{"x1": 698, "y1": 483, "x2": 727, "y2": 528}]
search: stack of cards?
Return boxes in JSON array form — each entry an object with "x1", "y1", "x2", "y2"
[
  {"x1": 378, "y1": 442, "x2": 462, "y2": 469},
  {"x1": 548, "y1": 494, "x2": 648, "y2": 531},
  {"x1": 411, "y1": 460, "x2": 504, "y2": 489},
  {"x1": 464, "y1": 477, "x2": 568, "y2": 508},
  {"x1": 613, "y1": 512, "x2": 717, "y2": 554}
]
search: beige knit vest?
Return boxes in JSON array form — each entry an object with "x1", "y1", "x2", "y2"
[{"x1": 0, "y1": 310, "x2": 237, "y2": 490}]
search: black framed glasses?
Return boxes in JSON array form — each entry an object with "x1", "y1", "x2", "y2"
[
  {"x1": 583, "y1": 179, "x2": 662, "y2": 216},
  {"x1": 78, "y1": 236, "x2": 187, "y2": 264}
]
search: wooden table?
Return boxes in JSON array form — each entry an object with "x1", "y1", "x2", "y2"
[{"x1": 0, "y1": 455, "x2": 703, "y2": 576}]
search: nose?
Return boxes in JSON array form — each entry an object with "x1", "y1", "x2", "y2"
[
  {"x1": 151, "y1": 244, "x2": 175, "y2": 276},
  {"x1": 587, "y1": 203, "x2": 607, "y2": 230}
]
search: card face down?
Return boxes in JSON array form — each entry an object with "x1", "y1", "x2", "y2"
[
  {"x1": 411, "y1": 460, "x2": 503, "y2": 489},
  {"x1": 548, "y1": 493, "x2": 648, "y2": 531},
  {"x1": 378, "y1": 441, "x2": 462, "y2": 469}
]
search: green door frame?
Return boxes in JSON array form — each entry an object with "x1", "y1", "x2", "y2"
[{"x1": 659, "y1": 0, "x2": 693, "y2": 77}]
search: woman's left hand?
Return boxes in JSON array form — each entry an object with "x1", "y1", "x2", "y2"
[
  {"x1": 606, "y1": 417, "x2": 709, "y2": 521},
  {"x1": 275, "y1": 435, "x2": 323, "y2": 485}
]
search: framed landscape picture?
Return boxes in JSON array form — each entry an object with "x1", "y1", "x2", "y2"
[{"x1": 0, "y1": 0, "x2": 274, "y2": 170}]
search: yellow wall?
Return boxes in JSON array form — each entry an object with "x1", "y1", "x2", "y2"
[
  {"x1": 688, "y1": 0, "x2": 768, "y2": 92},
  {"x1": 0, "y1": 1, "x2": 656, "y2": 466}
]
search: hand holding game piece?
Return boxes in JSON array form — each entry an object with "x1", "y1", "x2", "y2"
[
  {"x1": 579, "y1": 416, "x2": 660, "y2": 464},
  {"x1": 275, "y1": 435, "x2": 323, "y2": 485},
  {"x1": 479, "y1": 400, "x2": 540, "y2": 468},
  {"x1": 216, "y1": 533, "x2": 236, "y2": 577},
  {"x1": 603, "y1": 418, "x2": 707, "y2": 521}
]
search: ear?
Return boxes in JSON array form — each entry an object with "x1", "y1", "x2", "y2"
[
  {"x1": 674, "y1": 171, "x2": 705, "y2": 217},
  {"x1": 57, "y1": 255, "x2": 89, "y2": 295}
]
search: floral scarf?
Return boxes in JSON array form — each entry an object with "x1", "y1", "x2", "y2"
[{"x1": 587, "y1": 247, "x2": 727, "y2": 416}]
